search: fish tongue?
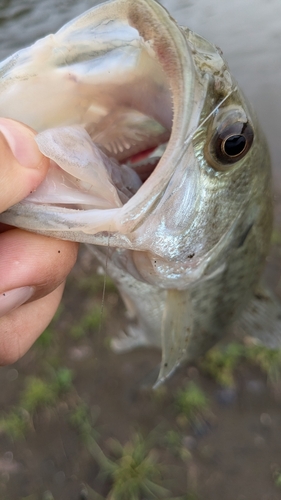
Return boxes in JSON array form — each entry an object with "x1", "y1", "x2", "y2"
[{"x1": 26, "y1": 125, "x2": 142, "y2": 209}]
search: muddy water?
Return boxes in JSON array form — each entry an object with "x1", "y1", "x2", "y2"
[{"x1": 0, "y1": 0, "x2": 280, "y2": 178}]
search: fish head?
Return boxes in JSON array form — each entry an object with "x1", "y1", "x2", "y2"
[{"x1": 0, "y1": 0, "x2": 272, "y2": 291}]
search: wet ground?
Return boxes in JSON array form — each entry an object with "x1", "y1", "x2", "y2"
[
  {"x1": 1, "y1": 1, "x2": 281, "y2": 499},
  {"x1": 0, "y1": 244, "x2": 281, "y2": 500}
]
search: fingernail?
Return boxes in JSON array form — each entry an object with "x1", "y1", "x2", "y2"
[
  {"x1": 0, "y1": 286, "x2": 35, "y2": 318},
  {"x1": 0, "y1": 118, "x2": 42, "y2": 169}
]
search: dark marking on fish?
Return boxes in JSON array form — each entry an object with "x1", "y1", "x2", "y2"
[{"x1": 237, "y1": 223, "x2": 253, "y2": 248}]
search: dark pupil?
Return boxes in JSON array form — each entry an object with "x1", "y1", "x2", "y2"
[{"x1": 223, "y1": 134, "x2": 246, "y2": 157}]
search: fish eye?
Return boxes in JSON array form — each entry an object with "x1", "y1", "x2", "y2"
[
  {"x1": 207, "y1": 120, "x2": 254, "y2": 169},
  {"x1": 222, "y1": 133, "x2": 247, "y2": 157}
]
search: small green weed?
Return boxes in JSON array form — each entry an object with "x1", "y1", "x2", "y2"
[
  {"x1": 272, "y1": 465, "x2": 281, "y2": 489},
  {"x1": 53, "y1": 367, "x2": 73, "y2": 393},
  {"x1": 200, "y1": 343, "x2": 245, "y2": 387},
  {"x1": 164, "y1": 429, "x2": 182, "y2": 455},
  {"x1": 164, "y1": 429, "x2": 191, "y2": 461},
  {"x1": 0, "y1": 409, "x2": 29, "y2": 440},
  {"x1": 42, "y1": 492, "x2": 55, "y2": 500},
  {"x1": 21, "y1": 369, "x2": 73, "y2": 413},
  {"x1": 70, "y1": 306, "x2": 106, "y2": 339},
  {"x1": 20, "y1": 377, "x2": 57, "y2": 413},
  {"x1": 200, "y1": 342, "x2": 281, "y2": 386},
  {"x1": 69, "y1": 402, "x2": 99, "y2": 444},
  {"x1": 246, "y1": 345, "x2": 281, "y2": 384},
  {"x1": 0, "y1": 368, "x2": 74, "y2": 440},
  {"x1": 90, "y1": 433, "x2": 170, "y2": 500},
  {"x1": 175, "y1": 382, "x2": 209, "y2": 424},
  {"x1": 165, "y1": 429, "x2": 182, "y2": 451},
  {"x1": 275, "y1": 472, "x2": 281, "y2": 488}
]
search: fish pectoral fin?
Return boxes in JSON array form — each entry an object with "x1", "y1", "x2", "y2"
[
  {"x1": 154, "y1": 289, "x2": 192, "y2": 388},
  {"x1": 111, "y1": 325, "x2": 152, "y2": 352},
  {"x1": 235, "y1": 285, "x2": 281, "y2": 348}
]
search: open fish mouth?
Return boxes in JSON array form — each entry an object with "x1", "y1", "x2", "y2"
[
  {"x1": 0, "y1": 0, "x2": 200, "y2": 238},
  {"x1": 25, "y1": 8, "x2": 175, "y2": 210}
]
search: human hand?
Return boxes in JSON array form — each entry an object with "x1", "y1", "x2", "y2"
[{"x1": 0, "y1": 119, "x2": 78, "y2": 364}]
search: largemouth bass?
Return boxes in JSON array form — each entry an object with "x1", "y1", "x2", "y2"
[{"x1": 0, "y1": 0, "x2": 278, "y2": 385}]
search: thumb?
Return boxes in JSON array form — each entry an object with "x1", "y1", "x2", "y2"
[{"x1": 0, "y1": 118, "x2": 49, "y2": 213}]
